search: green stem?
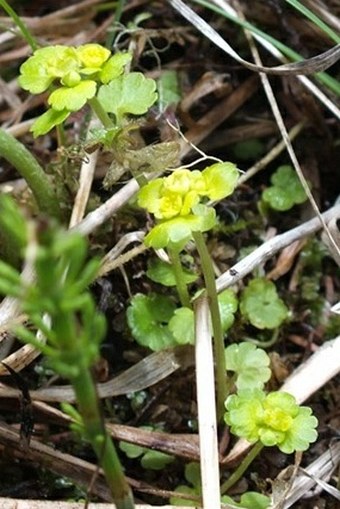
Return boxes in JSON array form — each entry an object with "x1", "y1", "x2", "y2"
[
  {"x1": 0, "y1": 0, "x2": 38, "y2": 51},
  {"x1": 0, "y1": 128, "x2": 61, "y2": 219},
  {"x1": 55, "y1": 314, "x2": 134, "y2": 509},
  {"x1": 72, "y1": 367, "x2": 135, "y2": 508},
  {"x1": 168, "y1": 247, "x2": 191, "y2": 309},
  {"x1": 88, "y1": 97, "x2": 115, "y2": 130},
  {"x1": 220, "y1": 442, "x2": 264, "y2": 494},
  {"x1": 193, "y1": 231, "x2": 227, "y2": 420}
]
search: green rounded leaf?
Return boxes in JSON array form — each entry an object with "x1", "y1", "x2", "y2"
[
  {"x1": 225, "y1": 342, "x2": 271, "y2": 390},
  {"x1": 219, "y1": 289, "x2": 238, "y2": 332},
  {"x1": 119, "y1": 440, "x2": 145, "y2": 459},
  {"x1": 262, "y1": 165, "x2": 308, "y2": 211},
  {"x1": 168, "y1": 307, "x2": 195, "y2": 345},
  {"x1": 170, "y1": 485, "x2": 198, "y2": 507},
  {"x1": 147, "y1": 258, "x2": 198, "y2": 287},
  {"x1": 141, "y1": 449, "x2": 174, "y2": 470},
  {"x1": 98, "y1": 72, "x2": 157, "y2": 121},
  {"x1": 222, "y1": 492, "x2": 270, "y2": 509},
  {"x1": 126, "y1": 293, "x2": 177, "y2": 351},
  {"x1": 48, "y1": 80, "x2": 96, "y2": 111},
  {"x1": 240, "y1": 278, "x2": 288, "y2": 329}
]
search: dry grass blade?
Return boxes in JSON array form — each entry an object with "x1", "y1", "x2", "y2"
[
  {"x1": 195, "y1": 295, "x2": 221, "y2": 509},
  {"x1": 172, "y1": 0, "x2": 340, "y2": 119},
  {"x1": 0, "y1": 502, "x2": 192, "y2": 509},
  {"x1": 168, "y1": 0, "x2": 340, "y2": 74},
  {"x1": 216, "y1": 202, "x2": 340, "y2": 293},
  {"x1": 0, "y1": 346, "x2": 194, "y2": 401},
  {"x1": 283, "y1": 441, "x2": 340, "y2": 508},
  {"x1": 232, "y1": 2, "x2": 340, "y2": 278}
]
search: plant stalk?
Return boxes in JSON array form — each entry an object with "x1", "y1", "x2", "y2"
[
  {"x1": 0, "y1": 128, "x2": 61, "y2": 219},
  {"x1": 72, "y1": 367, "x2": 135, "y2": 508},
  {"x1": 220, "y1": 441, "x2": 264, "y2": 494},
  {"x1": 55, "y1": 314, "x2": 135, "y2": 509},
  {"x1": 88, "y1": 97, "x2": 115, "y2": 130},
  {"x1": 193, "y1": 230, "x2": 227, "y2": 420},
  {"x1": 168, "y1": 247, "x2": 191, "y2": 309}
]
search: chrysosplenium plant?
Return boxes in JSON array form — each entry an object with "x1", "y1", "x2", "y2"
[
  {"x1": 135, "y1": 162, "x2": 239, "y2": 419},
  {"x1": 138, "y1": 164, "x2": 239, "y2": 249},
  {"x1": 219, "y1": 341, "x2": 318, "y2": 495},
  {"x1": 18, "y1": 43, "x2": 157, "y2": 136},
  {"x1": 225, "y1": 389, "x2": 318, "y2": 454}
]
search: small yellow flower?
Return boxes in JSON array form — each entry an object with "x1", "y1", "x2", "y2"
[
  {"x1": 158, "y1": 193, "x2": 183, "y2": 219},
  {"x1": 163, "y1": 169, "x2": 193, "y2": 195},
  {"x1": 76, "y1": 44, "x2": 111, "y2": 70}
]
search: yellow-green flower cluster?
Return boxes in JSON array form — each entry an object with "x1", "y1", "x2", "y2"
[
  {"x1": 138, "y1": 163, "x2": 239, "y2": 220},
  {"x1": 137, "y1": 163, "x2": 239, "y2": 249},
  {"x1": 225, "y1": 389, "x2": 318, "y2": 454},
  {"x1": 18, "y1": 44, "x2": 131, "y2": 136}
]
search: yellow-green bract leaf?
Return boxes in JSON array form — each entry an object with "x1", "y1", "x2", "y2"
[
  {"x1": 19, "y1": 47, "x2": 57, "y2": 93},
  {"x1": 202, "y1": 162, "x2": 239, "y2": 200},
  {"x1": 144, "y1": 204, "x2": 216, "y2": 249},
  {"x1": 48, "y1": 80, "x2": 97, "y2": 111},
  {"x1": 97, "y1": 72, "x2": 157, "y2": 121},
  {"x1": 240, "y1": 278, "x2": 288, "y2": 329},
  {"x1": 99, "y1": 52, "x2": 132, "y2": 84},
  {"x1": 31, "y1": 109, "x2": 70, "y2": 137}
]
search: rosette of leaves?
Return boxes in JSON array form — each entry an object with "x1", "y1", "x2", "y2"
[
  {"x1": 137, "y1": 163, "x2": 239, "y2": 250},
  {"x1": 224, "y1": 389, "x2": 318, "y2": 453},
  {"x1": 225, "y1": 342, "x2": 271, "y2": 390},
  {"x1": 240, "y1": 278, "x2": 288, "y2": 329},
  {"x1": 262, "y1": 165, "x2": 308, "y2": 211}
]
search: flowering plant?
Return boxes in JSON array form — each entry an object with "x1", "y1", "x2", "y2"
[
  {"x1": 137, "y1": 163, "x2": 239, "y2": 249},
  {"x1": 19, "y1": 44, "x2": 131, "y2": 135},
  {"x1": 225, "y1": 389, "x2": 318, "y2": 453}
]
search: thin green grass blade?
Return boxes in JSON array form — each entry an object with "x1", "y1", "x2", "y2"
[
  {"x1": 191, "y1": 0, "x2": 340, "y2": 96},
  {"x1": 0, "y1": 0, "x2": 38, "y2": 51},
  {"x1": 285, "y1": 0, "x2": 340, "y2": 45}
]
